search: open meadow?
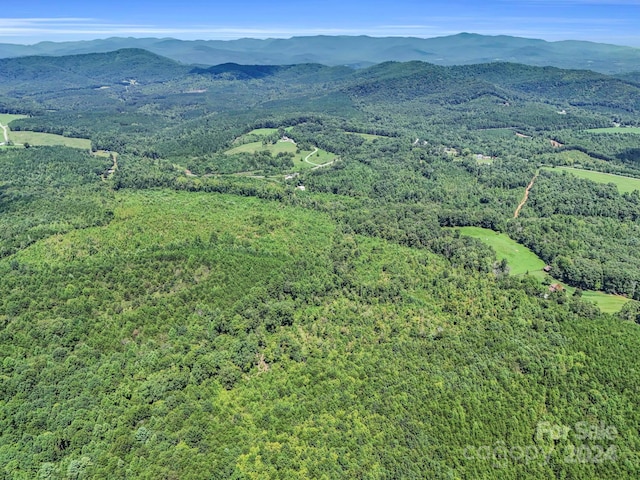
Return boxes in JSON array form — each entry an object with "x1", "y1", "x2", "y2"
[
  {"x1": 543, "y1": 166, "x2": 640, "y2": 194},
  {"x1": 457, "y1": 226, "x2": 629, "y2": 313},
  {"x1": 586, "y1": 126, "x2": 640, "y2": 134}
]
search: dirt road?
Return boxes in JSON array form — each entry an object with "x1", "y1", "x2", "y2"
[
  {"x1": 514, "y1": 172, "x2": 539, "y2": 218},
  {"x1": 0, "y1": 122, "x2": 8, "y2": 144}
]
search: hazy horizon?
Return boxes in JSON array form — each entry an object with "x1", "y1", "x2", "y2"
[{"x1": 1, "y1": 0, "x2": 640, "y2": 47}]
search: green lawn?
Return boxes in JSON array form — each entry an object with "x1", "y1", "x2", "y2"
[
  {"x1": 586, "y1": 127, "x2": 640, "y2": 134},
  {"x1": 0, "y1": 113, "x2": 91, "y2": 149},
  {"x1": 226, "y1": 140, "x2": 298, "y2": 156},
  {"x1": 243, "y1": 127, "x2": 294, "y2": 137},
  {"x1": 543, "y1": 166, "x2": 640, "y2": 194},
  {"x1": 246, "y1": 128, "x2": 279, "y2": 136},
  {"x1": 225, "y1": 140, "x2": 335, "y2": 171},
  {"x1": 346, "y1": 132, "x2": 387, "y2": 141},
  {"x1": 457, "y1": 226, "x2": 629, "y2": 313},
  {"x1": 9, "y1": 130, "x2": 91, "y2": 149},
  {"x1": 457, "y1": 227, "x2": 546, "y2": 276},
  {"x1": 0, "y1": 113, "x2": 27, "y2": 124},
  {"x1": 580, "y1": 291, "x2": 630, "y2": 314}
]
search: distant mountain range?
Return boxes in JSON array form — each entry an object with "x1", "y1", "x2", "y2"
[
  {"x1": 3, "y1": 48, "x2": 640, "y2": 117},
  {"x1": 1, "y1": 34, "x2": 639, "y2": 74}
]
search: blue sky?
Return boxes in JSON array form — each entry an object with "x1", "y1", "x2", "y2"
[{"x1": 1, "y1": 0, "x2": 640, "y2": 46}]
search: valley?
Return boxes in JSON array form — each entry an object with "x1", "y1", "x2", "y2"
[{"x1": 1, "y1": 45, "x2": 640, "y2": 479}]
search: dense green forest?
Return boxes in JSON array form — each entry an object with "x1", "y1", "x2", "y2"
[{"x1": 1, "y1": 49, "x2": 640, "y2": 478}]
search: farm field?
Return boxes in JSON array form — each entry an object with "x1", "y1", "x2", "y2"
[
  {"x1": 9, "y1": 130, "x2": 92, "y2": 149},
  {"x1": 346, "y1": 132, "x2": 387, "y2": 141},
  {"x1": 543, "y1": 166, "x2": 640, "y2": 193},
  {"x1": 457, "y1": 226, "x2": 629, "y2": 313},
  {"x1": 586, "y1": 126, "x2": 640, "y2": 134},
  {"x1": 242, "y1": 127, "x2": 293, "y2": 136},
  {"x1": 0, "y1": 113, "x2": 28, "y2": 124},
  {"x1": 580, "y1": 291, "x2": 630, "y2": 314},
  {"x1": 0, "y1": 113, "x2": 91, "y2": 149},
  {"x1": 456, "y1": 227, "x2": 546, "y2": 276}
]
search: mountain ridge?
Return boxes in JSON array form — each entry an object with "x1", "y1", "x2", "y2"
[{"x1": 1, "y1": 33, "x2": 640, "y2": 73}]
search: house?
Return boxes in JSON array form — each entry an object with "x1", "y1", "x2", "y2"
[
  {"x1": 549, "y1": 283, "x2": 564, "y2": 293},
  {"x1": 543, "y1": 265, "x2": 552, "y2": 273}
]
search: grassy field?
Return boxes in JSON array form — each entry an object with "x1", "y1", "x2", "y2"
[
  {"x1": 457, "y1": 227, "x2": 546, "y2": 276},
  {"x1": 543, "y1": 166, "x2": 640, "y2": 194},
  {"x1": 457, "y1": 226, "x2": 629, "y2": 313},
  {"x1": 346, "y1": 132, "x2": 387, "y2": 141},
  {"x1": 0, "y1": 113, "x2": 91, "y2": 149},
  {"x1": 586, "y1": 127, "x2": 640, "y2": 134},
  {"x1": 580, "y1": 291, "x2": 630, "y2": 314},
  {"x1": 242, "y1": 127, "x2": 294, "y2": 137},
  {"x1": 0, "y1": 113, "x2": 27, "y2": 124},
  {"x1": 225, "y1": 140, "x2": 334, "y2": 171},
  {"x1": 9, "y1": 131, "x2": 91, "y2": 149}
]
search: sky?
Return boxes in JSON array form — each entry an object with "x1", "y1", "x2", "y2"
[{"x1": 1, "y1": 0, "x2": 640, "y2": 47}]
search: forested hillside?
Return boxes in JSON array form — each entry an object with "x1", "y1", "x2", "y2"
[{"x1": 1, "y1": 49, "x2": 640, "y2": 478}]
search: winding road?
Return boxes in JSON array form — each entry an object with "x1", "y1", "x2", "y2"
[
  {"x1": 303, "y1": 147, "x2": 320, "y2": 166},
  {"x1": 303, "y1": 147, "x2": 337, "y2": 170}
]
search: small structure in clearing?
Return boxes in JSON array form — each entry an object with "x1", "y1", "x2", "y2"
[{"x1": 549, "y1": 283, "x2": 564, "y2": 293}]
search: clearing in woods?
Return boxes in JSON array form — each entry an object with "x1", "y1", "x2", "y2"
[
  {"x1": 586, "y1": 127, "x2": 640, "y2": 134},
  {"x1": 0, "y1": 113, "x2": 91, "y2": 149},
  {"x1": 10, "y1": 131, "x2": 91, "y2": 149},
  {"x1": 542, "y1": 166, "x2": 640, "y2": 194},
  {"x1": 456, "y1": 226, "x2": 629, "y2": 313},
  {"x1": 456, "y1": 227, "x2": 545, "y2": 277},
  {"x1": 226, "y1": 127, "x2": 334, "y2": 171}
]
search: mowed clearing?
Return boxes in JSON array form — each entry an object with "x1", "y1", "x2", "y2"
[
  {"x1": 0, "y1": 113, "x2": 91, "y2": 149},
  {"x1": 10, "y1": 131, "x2": 91, "y2": 149},
  {"x1": 543, "y1": 166, "x2": 640, "y2": 194},
  {"x1": 242, "y1": 127, "x2": 293, "y2": 137},
  {"x1": 227, "y1": 128, "x2": 334, "y2": 171},
  {"x1": 457, "y1": 226, "x2": 629, "y2": 313},
  {"x1": 346, "y1": 132, "x2": 388, "y2": 141},
  {"x1": 586, "y1": 127, "x2": 640, "y2": 134},
  {"x1": 0, "y1": 113, "x2": 28, "y2": 124},
  {"x1": 456, "y1": 227, "x2": 545, "y2": 276}
]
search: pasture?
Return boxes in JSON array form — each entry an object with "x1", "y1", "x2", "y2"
[
  {"x1": 586, "y1": 127, "x2": 640, "y2": 134},
  {"x1": 457, "y1": 226, "x2": 629, "y2": 313},
  {"x1": 456, "y1": 227, "x2": 546, "y2": 276},
  {"x1": 346, "y1": 132, "x2": 387, "y2": 141},
  {"x1": 580, "y1": 291, "x2": 630, "y2": 314},
  {"x1": 543, "y1": 166, "x2": 640, "y2": 194},
  {"x1": 0, "y1": 113, "x2": 91, "y2": 149},
  {"x1": 10, "y1": 131, "x2": 92, "y2": 149},
  {"x1": 0, "y1": 113, "x2": 28, "y2": 124}
]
